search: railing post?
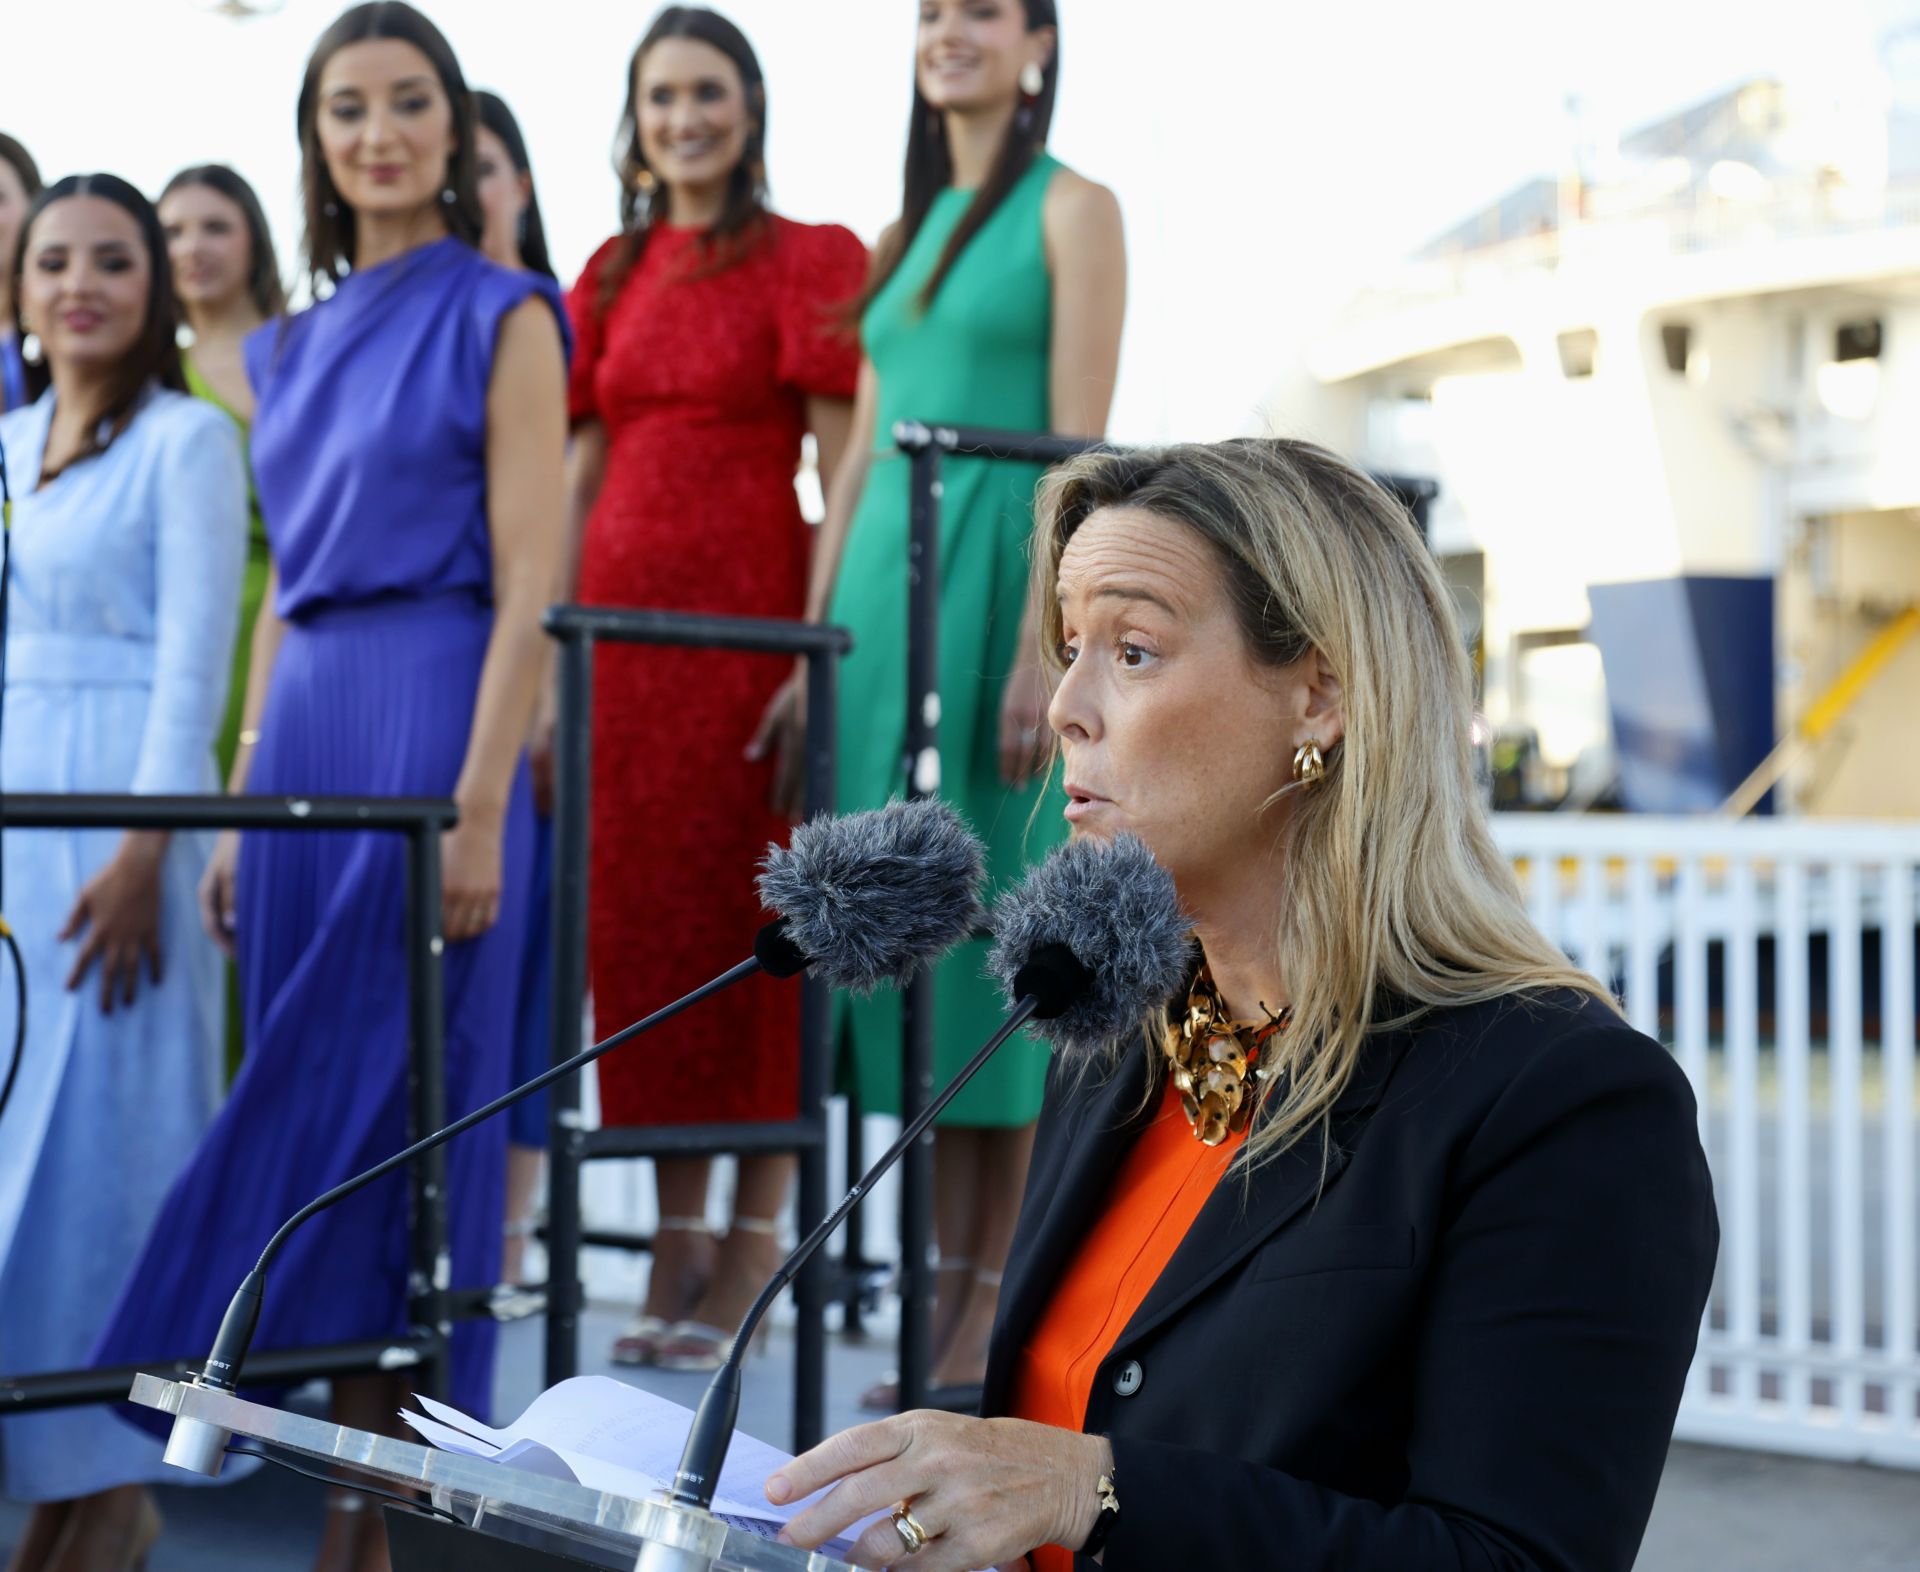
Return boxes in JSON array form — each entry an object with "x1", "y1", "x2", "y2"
[
  {"x1": 544, "y1": 627, "x2": 594, "y2": 1387},
  {"x1": 404, "y1": 817, "x2": 453, "y2": 1400},
  {"x1": 897, "y1": 423, "x2": 944, "y2": 1415},
  {"x1": 792, "y1": 646, "x2": 840, "y2": 1450}
]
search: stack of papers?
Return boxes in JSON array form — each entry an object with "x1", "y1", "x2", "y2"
[{"x1": 401, "y1": 1376, "x2": 876, "y2": 1556}]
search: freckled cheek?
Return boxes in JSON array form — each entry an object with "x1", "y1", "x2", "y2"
[{"x1": 1108, "y1": 687, "x2": 1217, "y2": 826}]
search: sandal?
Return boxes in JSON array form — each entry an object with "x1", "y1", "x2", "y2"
[
  {"x1": 655, "y1": 1217, "x2": 781, "y2": 1372},
  {"x1": 859, "y1": 1259, "x2": 976, "y2": 1411},
  {"x1": 610, "y1": 1314, "x2": 671, "y2": 1368},
  {"x1": 654, "y1": 1320, "x2": 736, "y2": 1373},
  {"x1": 609, "y1": 1216, "x2": 712, "y2": 1367}
]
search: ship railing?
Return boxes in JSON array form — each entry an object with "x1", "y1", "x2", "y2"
[{"x1": 1493, "y1": 811, "x2": 1920, "y2": 1468}]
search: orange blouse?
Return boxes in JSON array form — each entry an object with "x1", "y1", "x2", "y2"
[{"x1": 1008, "y1": 1076, "x2": 1247, "y2": 1571}]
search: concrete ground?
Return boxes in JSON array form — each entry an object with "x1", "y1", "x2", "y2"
[{"x1": 5, "y1": 1306, "x2": 1919, "y2": 1570}]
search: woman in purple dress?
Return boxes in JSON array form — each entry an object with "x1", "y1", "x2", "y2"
[{"x1": 85, "y1": 7, "x2": 567, "y2": 1571}]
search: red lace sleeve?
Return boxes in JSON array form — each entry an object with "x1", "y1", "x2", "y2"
[
  {"x1": 566, "y1": 236, "x2": 623, "y2": 426},
  {"x1": 774, "y1": 221, "x2": 868, "y2": 401}
]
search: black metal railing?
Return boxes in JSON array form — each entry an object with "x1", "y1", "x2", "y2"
[
  {"x1": 538, "y1": 605, "x2": 851, "y2": 1453},
  {"x1": 0, "y1": 793, "x2": 456, "y2": 1414},
  {"x1": 888, "y1": 422, "x2": 1110, "y2": 1413}
]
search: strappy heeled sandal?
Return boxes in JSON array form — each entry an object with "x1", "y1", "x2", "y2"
[
  {"x1": 655, "y1": 1216, "x2": 781, "y2": 1372},
  {"x1": 858, "y1": 1258, "x2": 977, "y2": 1411},
  {"x1": 612, "y1": 1215, "x2": 712, "y2": 1366},
  {"x1": 921, "y1": 1266, "x2": 1002, "y2": 1411}
]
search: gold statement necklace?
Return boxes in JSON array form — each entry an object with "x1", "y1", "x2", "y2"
[{"x1": 1163, "y1": 965, "x2": 1292, "y2": 1146}]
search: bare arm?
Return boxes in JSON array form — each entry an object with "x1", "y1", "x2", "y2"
[
  {"x1": 803, "y1": 360, "x2": 878, "y2": 623},
  {"x1": 999, "y1": 172, "x2": 1128, "y2": 784},
  {"x1": 805, "y1": 392, "x2": 854, "y2": 537},
  {"x1": 526, "y1": 418, "x2": 605, "y2": 816},
  {"x1": 226, "y1": 566, "x2": 287, "y2": 794},
  {"x1": 747, "y1": 365, "x2": 876, "y2": 817},
  {"x1": 461, "y1": 297, "x2": 568, "y2": 819},
  {"x1": 436, "y1": 297, "x2": 566, "y2": 940},
  {"x1": 1042, "y1": 172, "x2": 1127, "y2": 440}
]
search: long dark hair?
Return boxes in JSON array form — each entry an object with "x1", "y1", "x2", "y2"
[
  {"x1": 294, "y1": 1, "x2": 483, "y2": 295},
  {"x1": 853, "y1": 0, "x2": 1059, "y2": 320},
  {"x1": 598, "y1": 6, "x2": 770, "y2": 312},
  {"x1": 159, "y1": 163, "x2": 289, "y2": 317},
  {"x1": 0, "y1": 133, "x2": 43, "y2": 210},
  {"x1": 9, "y1": 174, "x2": 186, "y2": 475},
  {"x1": 475, "y1": 90, "x2": 556, "y2": 281}
]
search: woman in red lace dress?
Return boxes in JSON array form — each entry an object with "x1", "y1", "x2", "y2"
[{"x1": 560, "y1": 6, "x2": 863, "y2": 1371}]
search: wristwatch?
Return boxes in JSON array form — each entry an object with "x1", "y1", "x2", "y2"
[{"x1": 1079, "y1": 1453, "x2": 1120, "y2": 1557}]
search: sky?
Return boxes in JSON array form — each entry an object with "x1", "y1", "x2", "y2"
[{"x1": 3, "y1": 0, "x2": 1913, "y2": 441}]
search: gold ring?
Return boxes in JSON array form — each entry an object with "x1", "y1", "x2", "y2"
[{"x1": 890, "y1": 1503, "x2": 930, "y2": 1554}]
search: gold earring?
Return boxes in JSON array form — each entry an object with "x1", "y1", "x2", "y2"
[
  {"x1": 1292, "y1": 740, "x2": 1326, "y2": 786},
  {"x1": 632, "y1": 167, "x2": 657, "y2": 194}
]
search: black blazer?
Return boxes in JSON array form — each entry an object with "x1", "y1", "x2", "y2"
[{"x1": 982, "y1": 988, "x2": 1718, "y2": 1572}]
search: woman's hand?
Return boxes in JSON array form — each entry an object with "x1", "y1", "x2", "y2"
[
  {"x1": 998, "y1": 660, "x2": 1052, "y2": 786},
  {"x1": 746, "y1": 661, "x2": 808, "y2": 823},
  {"x1": 198, "y1": 830, "x2": 241, "y2": 957},
  {"x1": 443, "y1": 803, "x2": 505, "y2": 943},
  {"x1": 62, "y1": 830, "x2": 168, "y2": 1014},
  {"x1": 767, "y1": 1410, "x2": 1110, "y2": 1571}
]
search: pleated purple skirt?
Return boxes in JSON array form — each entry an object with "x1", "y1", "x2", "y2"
[{"x1": 92, "y1": 591, "x2": 532, "y2": 1420}]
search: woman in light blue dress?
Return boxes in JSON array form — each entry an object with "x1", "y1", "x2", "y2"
[{"x1": 0, "y1": 174, "x2": 245, "y2": 1569}]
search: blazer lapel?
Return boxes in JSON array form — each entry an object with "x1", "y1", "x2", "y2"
[
  {"x1": 1117, "y1": 1021, "x2": 1415, "y2": 1348},
  {"x1": 983, "y1": 1051, "x2": 1156, "y2": 1415}
]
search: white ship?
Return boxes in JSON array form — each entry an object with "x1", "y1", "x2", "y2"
[{"x1": 1293, "y1": 69, "x2": 1920, "y2": 817}]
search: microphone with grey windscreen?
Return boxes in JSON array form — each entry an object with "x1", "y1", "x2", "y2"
[
  {"x1": 660, "y1": 830, "x2": 1194, "y2": 1541},
  {"x1": 755, "y1": 795, "x2": 986, "y2": 991},
  {"x1": 986, "y1": 830, "x2": 1197, "y2": 1054},
  {"x1": 162, "y1": 798, "x2": 985, "y2": 1479}
]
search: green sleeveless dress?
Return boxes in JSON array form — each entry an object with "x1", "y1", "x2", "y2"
[
  {"x1": 185, "y1": 353, "x2": 271, "y2": 1078},
  {"x1": 829, "y1": 152, "x2": 1068, "y2": 1125},
  {"x1": 183, "y1": 354, "x2": 271, "y2": 783}
]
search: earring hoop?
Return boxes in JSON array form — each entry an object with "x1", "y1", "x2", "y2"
[{"x1": 1292, "y1": 740, "x2": 1326, "y2": 786}]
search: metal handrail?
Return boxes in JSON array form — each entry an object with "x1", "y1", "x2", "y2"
[
  {"x1": 0, "y1": 792, "x2": 456, "y2": 1414},
  {"x1": 538, "y1": 604, "x2": 850, "y2": 1453}
]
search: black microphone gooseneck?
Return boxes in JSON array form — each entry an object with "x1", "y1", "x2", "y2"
[
  {"x1": 164, "y1": 799, "x2": 987, "y2": 1475},
  {"x1": 668, "y1": 836, "x2": 1190, "y2": 1535},
  {"x1": 666, "y1": 944, "x2": 1090, "y2": 1513},
  {"x1": 193, "y1": 948, "x2": 772, "y2": 1398},
  {"x1": 666, "y1": 829, "x2": 1195, "y2": 1519}
]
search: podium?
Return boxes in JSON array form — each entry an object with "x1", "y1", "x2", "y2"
[{"x1": 129, "y1": 1375, "x2": 855, "y2": 1572}]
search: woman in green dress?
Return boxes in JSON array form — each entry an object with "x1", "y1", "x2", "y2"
[
  {"x1": 754, "y1": 0, "x2": 1125, "y2": 1400},
  {"x1": 159, "y1": 164, "x2": 285, "y2": 1073}
]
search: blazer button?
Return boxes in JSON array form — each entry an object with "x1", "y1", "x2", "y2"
[{"x1": 1112, "y1": 1358, "x2": 1144, "y2": 1397}]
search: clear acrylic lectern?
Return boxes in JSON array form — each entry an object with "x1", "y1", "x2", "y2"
[{"x1": 129, "y1": 1374, "x2": 855, "y2": 1572}]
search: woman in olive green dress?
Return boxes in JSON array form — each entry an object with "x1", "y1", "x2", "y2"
[
  {"x1": 159, "y1": 164, "x2": 285, "y2": 1072},
  {"x1": 754, "y1": 0, "x2": 1125, "y2": 1400}
]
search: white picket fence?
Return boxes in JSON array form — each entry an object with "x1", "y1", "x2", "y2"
[{"x1": 1491, "y1": 814, "x2": 1920, "y2": 1466}]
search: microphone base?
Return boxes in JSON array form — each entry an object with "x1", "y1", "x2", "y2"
[
  {"x1": 161, "y1": 1409, "x2": 231, "y2": 1477},
  {"x1": 631, "y1": 1529, "x2": 718, "y2": 1572}
]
